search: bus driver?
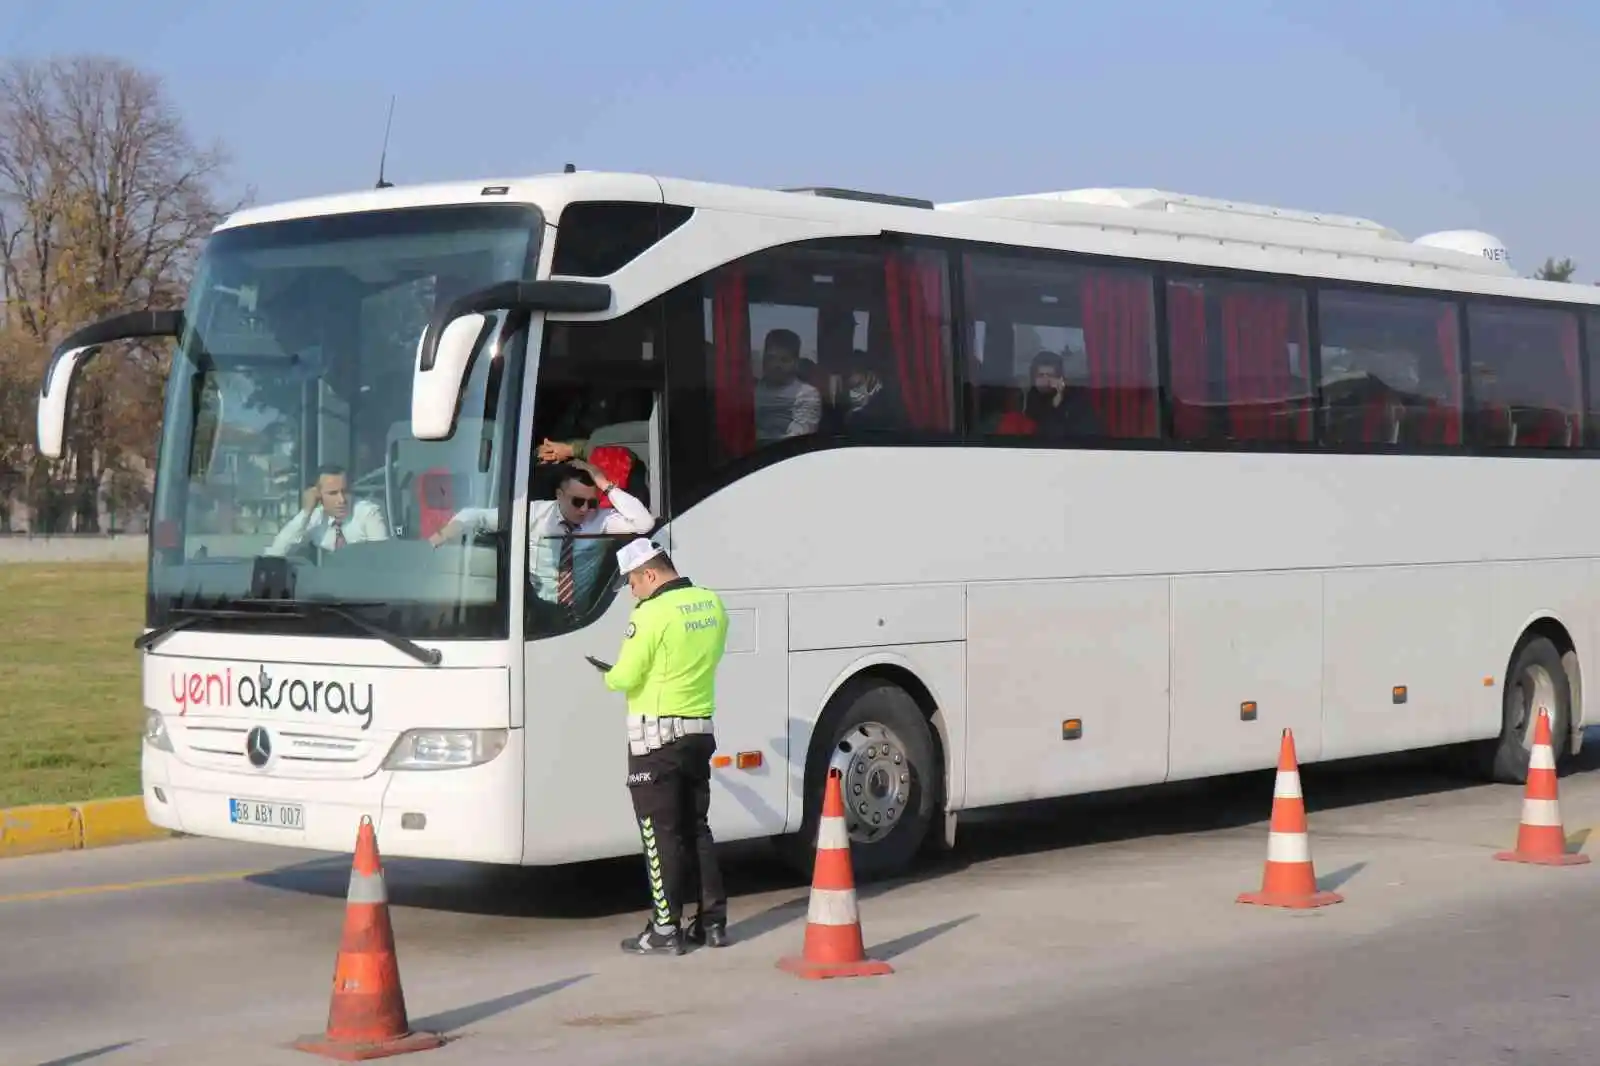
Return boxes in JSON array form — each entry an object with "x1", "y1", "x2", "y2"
[{"x1": 428, "y1": 459, "x2": 655, "y2": 617}]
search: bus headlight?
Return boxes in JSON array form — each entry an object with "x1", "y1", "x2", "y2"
[
  {"x1": 382, "y1": 728, "x2": 508, "y2": 771},
  {"x1": 144, "y1": 710, "x2": 174, "y2": 752}
]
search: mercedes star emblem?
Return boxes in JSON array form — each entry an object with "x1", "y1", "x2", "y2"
[{"x1": 245, "y1": 726, "x2": 272, "y2": 769}]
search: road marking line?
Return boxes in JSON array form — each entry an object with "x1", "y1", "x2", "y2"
[{"x1": 0, "y1": 868, "x2": 269, "y2": 905}]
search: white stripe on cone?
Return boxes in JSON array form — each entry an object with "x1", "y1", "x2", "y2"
[
  {"x1": 1530, "y1": 745, "x2": 1557, "y2": 771},
  {"x1": 806, "y1": 887, "x2": 860, "y2": 927},
  {"x1": 1266, "y1": 831, "x2": 1312, "y2": 864},
  {"x1": 1273, "y1": 771, "x2": 1303, "y2": 800},
  {"x1": 817, "y1": 816, "x2": 850, "y2": 851},
  {"x1": 346, "y1": 870, "x2": 388, "y2": 905},
  {"x1": 1520, "y1": 798, "x2": 1564, "y2": 827}
]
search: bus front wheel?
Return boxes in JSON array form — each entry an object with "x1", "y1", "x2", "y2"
[
  {"x1": 776, "y1": 678, "x2": 940, "y2": 883},
  {"x1": 1485, "y1": 634, "x2": 1572, "y2": 785}
]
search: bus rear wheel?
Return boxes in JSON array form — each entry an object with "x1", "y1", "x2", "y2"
[
  {"x1": 1485, "y1": 634, "x2": 1571, "y2": 785},
  {"x1": 776, "y1": 678, "x2": 940, "y2": 883}
]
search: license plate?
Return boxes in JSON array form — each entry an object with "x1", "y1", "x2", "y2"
[{"x1": 229, "y1": 798, "x2": 304, "y2": 830}]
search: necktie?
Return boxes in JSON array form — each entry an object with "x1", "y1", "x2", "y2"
[
  {"x1": 556, "y1": 522, "x2": 576, "y2": 608},
  {"x1": 333, "y1": 519, "x2": 346, "y2": 550}
]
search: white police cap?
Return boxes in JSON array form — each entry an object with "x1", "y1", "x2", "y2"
[{"x1": 616, "y1": 537, "x2": 665, "y2": 576}]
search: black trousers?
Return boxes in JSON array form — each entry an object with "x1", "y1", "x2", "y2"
[{"x1": 626, "y1": 732, "x2": 726, "y2": 931}]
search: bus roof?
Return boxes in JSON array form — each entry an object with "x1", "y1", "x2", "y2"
[{"x1": 214, "y1": 170, "x2": 1599, "y2": 309}]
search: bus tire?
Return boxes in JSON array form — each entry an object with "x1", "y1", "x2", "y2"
[
  {"x1": 775, "y1": 678, "x2": 939, "y2": 884},
  {"x1": 1486, "y1": 634, "x2": 1571, "y2": 785}
]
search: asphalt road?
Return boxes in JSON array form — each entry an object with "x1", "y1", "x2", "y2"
[
  {"x1": 8, "y1": 740, "x2": 1600, "y2": 1065},
  {"x1": 862, "y1": 883, "x2": 1600, "y2": 1066}
]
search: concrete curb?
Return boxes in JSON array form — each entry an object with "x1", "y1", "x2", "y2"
[{"x1": 0, "y1": 796, "x2": 171, "y2": 859}]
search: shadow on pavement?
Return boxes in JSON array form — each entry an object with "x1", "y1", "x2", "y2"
[
  {"x1": 926, "y1": 731, "x2": 1600, "y2": 875},
  {"x1": 245, "y1": 839, "x2": 801, "y2": 922},
  {"x1": 241, "y1": 730, "x2": 1600, "y2": 923},
  {"x1": 1566, "y1": 827, "x2": 1592, "y2": 855},
  {"x1": 869, "y1": 914, "x2": 978, "y2": 961},
  {"x1": 410, "y1": 975, "x2": 589, "y2": 1035},
  {"x1": 1314, "y1": 861, "x2": 1367, "y2": 893},
  {"x1": 33, "y1": 1042, "x2": 137, "y2": 1066},
  {"x1": 724, "y1": 891, "x2": 809, "y2": 945}
]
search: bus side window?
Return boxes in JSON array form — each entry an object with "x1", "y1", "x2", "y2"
[
  {"x1": 1316, "y1": 289, "x2": 1463, "y2": 449},
  {"x1": 1166, "y1": 276, "x2": 1312, "y2": 445},
  {"x1": 1586, "y1": 311, "x2": 1600, "y2": 449},
  {"x1": 1466, "y1": 304, "x2": 1582, "y2": 450},
  {"x1": 963, "y1": 252, "x2": 1159, "y2": 443},
  {"x1": 524, "y1": 306, "x2": 666, "y2": 640},
  {"x1": 697, "y1": 239, "x2": 956, "y2": 472}
]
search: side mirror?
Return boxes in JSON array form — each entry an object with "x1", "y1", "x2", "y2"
[
  {"x1": 411, "y1": 313, "x2": 496, "y2": 441},
  {"x1": 410, "y1": 279, "x2": 612, "y2": 442},
  {"x1": 37, "y1": 310, "x2": 184, "y2": 459}
]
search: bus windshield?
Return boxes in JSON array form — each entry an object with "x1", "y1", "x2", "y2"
[{"x1": 147, "y1": 204, "x2": 542, "y2": 642}]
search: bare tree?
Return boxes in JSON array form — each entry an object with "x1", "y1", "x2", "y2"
[{"x1": 0, "y1": 55, "x2": 249, "y2": 531}]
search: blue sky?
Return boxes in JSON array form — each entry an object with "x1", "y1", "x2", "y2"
[{"x1": 5, "y1": 0, "x2": 1598, "y2": 278}]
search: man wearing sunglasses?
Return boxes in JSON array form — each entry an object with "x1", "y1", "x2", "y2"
[{"x1": 429, "y1": 459, "x2": 654, "y2": 618}]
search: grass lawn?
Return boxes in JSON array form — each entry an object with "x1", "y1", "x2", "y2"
[{"x1": 0, "y1": 562, "x2": 146, "y2": 808}]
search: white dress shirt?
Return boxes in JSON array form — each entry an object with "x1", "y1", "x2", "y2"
[
  {"x1": 755, "y1": 378, "x2": 823, "y2": 443},
  {"x1": 265, "y1": 499, "x2": 389, "y2": 557},
  {"x1": 446, "y1": 485, "x2": 653, "y2": 606}
]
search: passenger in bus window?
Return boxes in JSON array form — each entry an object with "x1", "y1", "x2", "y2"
[
  {"x1": 753, "y1": 328, "x2": 822, "y2": 443},
  {"x1": 996, "y1": 350, "x2": 1102, "y2": 439},
  {"x1": 834, "y1": 347, "x2": 902, "y2": 433},
  {"x1": 428, "y1": 460, "x2": 653, "y2": 617},
  {"x1": 263, "y1": 465, "x2": 389, "y2": 556}
]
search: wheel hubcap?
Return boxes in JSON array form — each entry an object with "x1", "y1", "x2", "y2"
[{"x1": 827, "y1": 722, "x2": 912, "y2": 844}]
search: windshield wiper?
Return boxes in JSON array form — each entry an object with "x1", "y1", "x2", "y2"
[
  {"x1": 235, "y1": 598, "x2": 444, "y2": 667},
  {"x1": 133, "y1": 608, "x2": 229, "y2": 652},
  {"x1": 135, "y1": 599, "x2": 444, "y2": 667},
  {"x1": 310, "y1": 601, "x2": 443, "y2": 667}
]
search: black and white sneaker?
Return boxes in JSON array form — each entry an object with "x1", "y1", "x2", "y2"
[{"x1": 620, "y1": 923, "x2": 685, "y2": 956}]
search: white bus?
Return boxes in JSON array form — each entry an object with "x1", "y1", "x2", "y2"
[{"x1": 35, "y1": 173, "x2": 1600, "y2": 880}]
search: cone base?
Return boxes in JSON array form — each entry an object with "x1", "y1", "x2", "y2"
[
  {"x1": 1236, "y1": 889, "x2": 1344, "y2": 909},
  {"x1": 292, "y1": 1030, "x2": 445, "y2": 1061},
  {"x1": 1493, "y1": 848, "x2": 1591, "y2": 866},
  {"x1": 777, "y1": 955, "x2": 894, "y2": 980}
]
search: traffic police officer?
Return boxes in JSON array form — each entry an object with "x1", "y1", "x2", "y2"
[{"x1": 602, "y1": 537, "x2": 730, "y2": 955}]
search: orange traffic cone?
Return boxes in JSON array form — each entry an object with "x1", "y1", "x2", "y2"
[
  {"x1": 294, "y1": 816, "x2": 444, "y2": 1060},
  {"x1": 1495, "y1": 708, "x2": 1589, "y2": 867},
  {"x1": 1238, "y1": 728, "x2": 1343, "y2": 909},
  {"x1": 777, "y1": 769, "x2": 894, "y2": 980}
]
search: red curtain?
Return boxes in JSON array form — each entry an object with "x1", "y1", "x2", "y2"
[
  {"x1": 884, "y1": 252, "x2": 952, "y2": 431},
  {"x1": 711, "y1": 269, "x2": 755, "y2": 460},
  {"x1": 1165, "y1": 282, "x2": 1209, "y2": 439},
  {"x1": 1079, "y1": 273, "x2": 1157, "y2": 437},
  {"x1": 1558, "y1": 313, "x2": 1582, "y2": 446},
  {"x1": 1431, "y1": 305, "x2": 1462, "y2": 445},
  {"x1": 1221, "y1": 291, "x2": 1306, "y2": 442}
]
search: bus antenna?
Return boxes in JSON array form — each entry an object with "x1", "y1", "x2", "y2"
[{"x1": 375, "y1": 95, "x2": 397, "y2": 189}]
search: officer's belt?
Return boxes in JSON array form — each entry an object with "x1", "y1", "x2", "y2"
[{"x1": 628, "y1": 714, "x2": 713, "y2": 755}]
